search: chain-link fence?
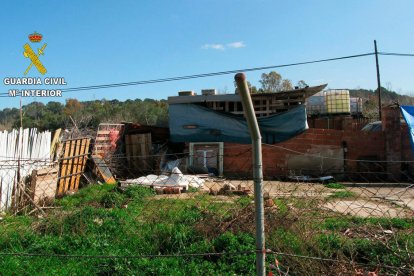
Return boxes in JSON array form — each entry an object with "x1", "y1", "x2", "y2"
[{"x1": 0, "y1": 135, "x2": 413, "y2": 275}]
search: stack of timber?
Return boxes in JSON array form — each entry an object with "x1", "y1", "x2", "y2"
[
  {"x1": 93, "y1": 123, "x2": 124, "y2": 157},
  {"x1": 92, "y1": 123, "x2": 124, "y2": 180}
]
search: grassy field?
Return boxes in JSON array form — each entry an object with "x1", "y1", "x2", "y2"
[{"x1": 0, "y1": 184, "x2": 413, "y2": 275}]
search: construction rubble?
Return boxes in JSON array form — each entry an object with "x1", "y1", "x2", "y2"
[{"x1": 120, "y1": 167, "x2": 204, "y2": 193}]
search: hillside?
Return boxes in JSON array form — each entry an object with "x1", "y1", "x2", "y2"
[{"x1": 350, "y1": 87, "x2": 414, "y2": 119}]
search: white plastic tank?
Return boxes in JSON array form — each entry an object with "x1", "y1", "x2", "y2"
[
  {"x1": 350, "y1": 97, "x2": 363, "y2": 114},
  {"x1": 325, "y1": 89, "x2": 350, "y2": 114},
  {"x1": 306, "y1": 95, "x2": 326, "y2": 115}
]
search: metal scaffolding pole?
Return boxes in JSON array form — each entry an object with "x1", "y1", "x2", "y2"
[{"x1": 235, "y1": 73, "x2": 265, "y2": 276}]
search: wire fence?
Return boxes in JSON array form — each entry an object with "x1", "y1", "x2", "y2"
[
  {"x1": 1, "y1": 47, "x2": 414, "y2": 274},
  {"x1": 0, "y1": 138, "x2": 413, "y2": 275}
]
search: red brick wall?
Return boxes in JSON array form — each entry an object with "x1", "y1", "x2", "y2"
[
  {"x1": 402, "y1": 125, "x2": 414, "y2": 160},
  {"x1": 223, "y1": 128, "x2": 385, "y2": 178},
  {"x1": 307, "y1": 116, "x2": 369, "y2": 131},
  {"x1": 223, "y1": 106, "x2": 414, "y2": 179},
  {"x1": 175, "y1": 106, "x2": 407, "y2": 180},
  {"x1": 401, "y1": 124, "x2": 414, "y2": 175}
]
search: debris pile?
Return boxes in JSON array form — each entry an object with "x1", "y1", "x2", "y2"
[{"x1": 120, "y1": 167, "x2": 204, "y2": 193}]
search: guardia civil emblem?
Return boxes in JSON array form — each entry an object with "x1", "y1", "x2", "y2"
[{"x1": 23, "y1": 32, "x2": 47, "y2": 75}]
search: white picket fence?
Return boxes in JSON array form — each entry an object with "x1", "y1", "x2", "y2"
[{"x1": 0, "y1": 128, "x2": 51, "y2": 212}]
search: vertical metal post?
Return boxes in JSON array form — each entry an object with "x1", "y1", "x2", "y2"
[
  {"x1": 20, "y1": 94, "x2": 23, "y2": 128},
  {"x1": 374, "y1": 40, "x2": 382, "y2": 121},
  {"x1": 235, "y1": 73, "x2": 265, "y2": 276},
  {"x1": 16, "y1": 94, "x2": 23, "y2": 213}
]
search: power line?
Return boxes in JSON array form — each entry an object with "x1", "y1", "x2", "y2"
[
  {"x1": 59, "y1": 52, "x2": 375, "y2": 93},
  {"x1": 379, "y1": 52, "x2": 414, "y2": 57},
  {"x1": 0, "y1": 52, "x2": 374, "y2": 97}
]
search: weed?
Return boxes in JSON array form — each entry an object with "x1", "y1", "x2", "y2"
[
  {"x1": 56, "y1": 184, "x2": 116, "y2": 209},
  {"x1": 273, "y1": 199, "x2": 288, "y2": 216},
  {"x1": 325, "y1": 183, "x2": 345, "y2": 189},
  {"x1": 329, "y1": 190, "x2": 356, "y2": 199},
  {"x1": 187, "y1": 186, "x2": 199, "y2": 193},
  {"x1": 100, "y1": 192, "x2": 125, "y2": 208}
]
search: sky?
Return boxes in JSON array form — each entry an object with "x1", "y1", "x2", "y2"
[{"x1": 0, "y1": 0, "x2": 413, "y2": 109}]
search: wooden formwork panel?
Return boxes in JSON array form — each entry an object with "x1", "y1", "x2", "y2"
[
  {"x1": 57, "y1": 138, "x2": 90, "y2": 196},
  {"x1": 125, "y1": 133, "x2": 152, "y2": 173},
  {"x1": 91, "y1": 155, "x2": 116, "y2": 184}
]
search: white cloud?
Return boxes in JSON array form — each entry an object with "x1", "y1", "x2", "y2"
[
  {"x1": 202, "y1": 43, "x2": 225, "y2": 50},
  {"x1": 226, "y1": 41, "x2": 246, "y2": 49},
  {"x1": 202, "y1": 41, "x2": 246, "y2": 50}
]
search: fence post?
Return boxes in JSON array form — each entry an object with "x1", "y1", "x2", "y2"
[
  {"x1": 235, "y1": 73, "x2": 265, "y2": 276},
  {"x1": 374, "y1": 40, "x2": 382, "y2": 121}
]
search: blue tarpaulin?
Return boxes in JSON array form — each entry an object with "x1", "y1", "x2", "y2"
[
  {"x1": 400, "y1": 105, "x2": 414, "y2": 151},
  {"x1": 169, "y1": 104, "x2": 308, "y2": 144}
]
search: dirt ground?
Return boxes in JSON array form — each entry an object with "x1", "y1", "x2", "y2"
[{"x1": 201, "y1": 180, "x2": 414, "y2": 218}]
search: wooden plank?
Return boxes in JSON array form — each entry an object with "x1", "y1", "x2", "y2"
[
  {"x1": 95, "y1": 136, "x2": 111, "y2": 141},
  {"x1": 72, "y1": 139, "x2": 85, "y2": 190},
  {"x1": 125, "y1": 134, "x2": 132, "y2": 166},
  {"x1": 50, "y1": 128, "x2": 61, "y2": 159},
  {"x1": 57, "y1": 140, "x2": 71, "y2": 195},
  {"x1": 139, "y1": 134, "x2": 147, "y2": 171},
  {"x1": 57, "y1": 138, "x2": 91, "y2": 195},
  {"x1": 95, "y1": 144, "x2": 112, "y2": 149},
  {"x1": 74, "y1": 139, "x2": 90, "y2": 191},
  {"x1": 96, "y1": 130, "x2": 111, "y2": 135},
  {"x1": 64, "y1": 140, "x2": 76, "y2": 193},
  {"x1": 31, "y1": 165, "x2": 59, "y2": 204},
  {"x1": 144, "y1": 133, "x2": 152, "y2": 170},
  {"x1": 70, "y1": 139, "x2": 82, "y2": 190},
  {"x1": 92, "y1": 155, "x2": 116, "y2": 184},
  {"x1": 93, "y1": 123, "x2": 124, "y2": 158},
  {"x1": 37, "y1": 166, "x2": 58, "y2": 176},
  {"x1": 125, "y1": 133, "x2": 152, "y2": 173},
  {"x1": 30, "y1": 169, "x2": 38, "y2": 200},
  {"x1": 132, "y1": 134, "x2": 139, "y2": 170}
]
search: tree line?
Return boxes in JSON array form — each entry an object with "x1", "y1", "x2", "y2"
[
  {"x1": 0, "y1": 98, "x2": 169, "y2": 131},
  {"x1": 0, "y1": 71, "x2": 413, "y2": 131}
]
